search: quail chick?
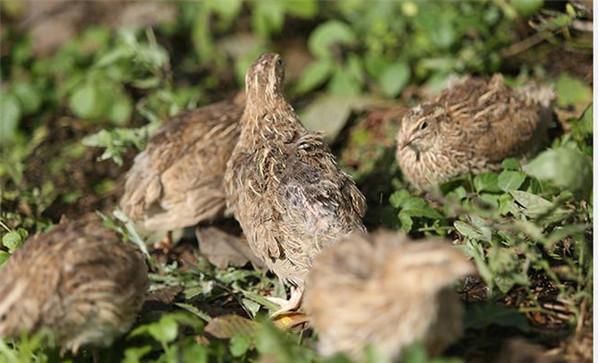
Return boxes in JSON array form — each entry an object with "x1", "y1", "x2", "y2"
[
  {"x1": 304, "y1": 230, "x2": 474, "y2": 361},
  {"x1": 0, "y1": 214, "x2": 148, "y2": 353},
  {"x1": 120, "y1": 95, "x2": 243, "y2": 232},
  {"x1": 224, "y1": 53, "x2": 366, "y2": 313},
  {"x1": 396, "y1": 75, "x2": 554, "y2": 191}
]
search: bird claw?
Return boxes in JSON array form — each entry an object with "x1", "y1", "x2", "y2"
[{"x1": 268, "y1": 287, "x2": 304, "y2": 318}]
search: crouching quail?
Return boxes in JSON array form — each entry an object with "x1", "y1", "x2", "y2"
[
  {"x1": 396, "y1": 74, "x2": 554, "y2": 191},
  {"x1": 120, "y1": 94, "x2": 244, "y2": 232},
  {"x1": 304, "y1": 230, "x2": 474, "y2": 361},
  {"x1": 0, "y1": 214, "x2": 148, "y2": 354}
]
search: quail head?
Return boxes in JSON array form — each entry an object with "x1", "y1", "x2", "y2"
[
  {"x1": 0, "y1": 214, "x2": 149, "y2": 353},
  {"x1": 304, "y1": 230, "x2": 474, "y2": 361},
  {"x1": 224, "y1": 53, "x2": 366, "y2": 314},
  {"x1": 120, "y1": 94, "x2": 243, "y2": 232},
  {"x1": 396, "y1": 74, "x2": 554, "y2": 191}
]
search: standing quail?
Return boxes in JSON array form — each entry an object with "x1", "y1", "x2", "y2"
[
  {"x1": 0, "y1": 214, "x2": 148, "y2": 353},
  {"x1": 224, "y1": 53, "x2": 366, "y2": 313},
  {"x1": 396, "y1": 74, "x2": 554, "y2": 191},
  {"x1": 304, "y1": 230, "x2": 474, "y2": 361},
  {"x1": 120, "y1": 94, "x2": 244, "y2": 232}
]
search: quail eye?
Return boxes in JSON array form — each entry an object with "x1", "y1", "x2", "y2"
[
  {"x1": 420, "y1": 121, "x2": 428, "y2": 130},
  {"x1": 276, "y1": 58, "x2": 284, "y2": 67}
]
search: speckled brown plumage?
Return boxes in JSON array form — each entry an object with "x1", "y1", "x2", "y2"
[
  {"x1": 120, "y1": 95, "x2": 243, "y2": 231},
  {"x1": 304, "y1": 230, "x2": 474, "y2": 361},
  {"x1": 0, "y1": 214, "x2": 148, "y2": 353},
  {"x1": 396, "y1": 74, "x2": 554, "y2": 191},
  {"x1": 224, "y1": 53, "x2": 366, "y2": 303}
]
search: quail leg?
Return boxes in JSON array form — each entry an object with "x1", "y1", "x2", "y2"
[
  {"x1": 153, "y1": 230, "x2": 173, "y2": 253},
  {"x1": 268, "y1": 286, "x2": 304, "y2": 318}
]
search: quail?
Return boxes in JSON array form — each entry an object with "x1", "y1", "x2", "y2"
[
  {"x1": 396, "y1": 74, "x2": 554, "y2": 191},
  {"x1": 304, "y1": 230, "x2": 474, "y2": 361},
  {"x1": 224, "y1": 53, "x2": 366, "y2": 314},
  {"x1": 0, "y1": 214, "x2": 149, "y2": 353},
  {"x1": 120, "y1": 94, "x2": 244, "y2": 232}
]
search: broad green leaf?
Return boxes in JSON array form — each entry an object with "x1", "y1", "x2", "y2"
[
  {"x1": 454, "y1": 219, "x2": 491, "y2": 242},
  {"x1": 108, "y1": 93, "x2": 133, "y2": 125},
  {"x1": 523, "y1": 147, "x2": 592, "y2": 196},
  {"x1": 497, "y1": 170, "x2": 526, "y2": 192},
  {"x1": 230, "y1": 333, "x2": 253, "y2": 357},
  {"x1": 283, "y1": 0, "x2": 318, "y2": 18},
  {"x1": 148, "y1": 316, "x2": 179, "y2": 343},
  {"x1": 12, "y1": 82, "x2": 41, "y2": 115},
  {"x1": 401, "y1": 197, "x2": 443, "y2": 219},
  {"x1": 510, "y1": 191, "x2": 568, "y2": 221},
  {"x1": 501, "y1": 158, "x2": 521, "y2": 170},
  {"x1": 300, "y1": 94, "x2": 373, "y2": 140},
  {"x1": 252, "y1": 0, "x2": 285, "y2": 37},
  {"x1": 308, "y1": 20, "x2": 356, "y2": 59},
  {"x1": 2, "y1": 231, "x2": 23, "y2": 252},
  {"x1": 389, "y1": 190, "x2": 412, "y2": 208},
  {"x1": 379, "y1": 61, "x2": 411, "y2": 98},
  {"x1": 0, "y1": 251, "x2": 9, "y2": 266},
  {"x1": 0, "y1": 92, "x2": 21, "y2": 145},
  {"x1": 511, "y1": 0, "x2": 544, "y2": 16},
  {"x1": 208, "y1": 0, "x2": 243, "y2": 20},
  {"x1": 69, "y1": 81, "x2": 99, "y2": 119},
  {"x1": 294, "y1": 60, "x2": 332, "y2": 94},
  {"x1": 555, "y1": 73, "x2": 592, "y2": 108},
  {"x1": 473, "y1": 172, "x2": 501, "y2": 193},
  {"x1": 122, "y1": 346, "x2": 152, "y2": 363}
]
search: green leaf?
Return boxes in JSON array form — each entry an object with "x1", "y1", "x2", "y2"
[
  {"x1": 328, "y1": 68, "x2": 362, "y2": 96},
  {"x1": 511, "y1": 0, "x2": 544, "y2": 17},
  {"x1": 108, "y1": 93, "x2": 133, "y2": 125},
  {"x1": 389, "y1": 190, "x2": 412, "y2": 208},
  {"x1": 252, "y1": 0, "x2": 285, "y2": 37},
  {"x1": 497, "y1": 170, "x2": 526, "y2": 192},
  {"x1": 473, "y1": 172, "x2": 501, "y2": 193},
  {"x1": 454, "y1": 218, "x2": 491, "y2": 242},
  {"x1": 283, "y1": 0, "x2": 318, "y2": 18},
  {"x1": 300, "y1": 94, "x2": 373, "y2": 140},
  {"x1": 510, "y1": 191, "x2": 568, "y2": 221},
  {"x1": 230, "y1": 333, "x2": 253, "y2": 357},
  {"x1": 0, "y1": 92, "x2": 21, "y2": 145},
  {"x1": 379, "y1": 61, "x2": 411, "y2": 98},
  {"x1": 2, "y1": 231, "x2": 23, "y2": 252},
  {"x1": 208, "y1": 0, "x2": 243, "y2": 20},
  {"x1": 555, "y1": 73, "x2": 592, "y2": 108},
  {"x1": 122, "y1": 346, "x2": 152, "y2": 363},
  {"x1": 501, "y1": 158, "x2": 521, "y2": 170},
  {"x1": 402, "y1": 197, "x2": 444, "y2": 219},
  {"x1": 399, "y1": 212, "x2": 413, "y2": 232},
  {"x1": 294, "y1": 60, "x2": 332, "y2": 94},
  {"x1": 523, "y1": 147, "x2": 592, "y2": 196},
  {"x1": 69, "y1": 81, "x2": 99, "y2": 119},
  {"x1": 0, "y1": 251, "x2": 9, "y2": 266},
  {"x1": 308, "y1": 20, "x2": 356, "y2": 59},
  {"x1": 12, "y1": 82, "x2": 42, "y2": 115}
]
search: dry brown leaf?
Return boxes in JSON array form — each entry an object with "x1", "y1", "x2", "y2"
[{"x1": 204, "y1": 314, "x2": 259, "y2": 339}]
